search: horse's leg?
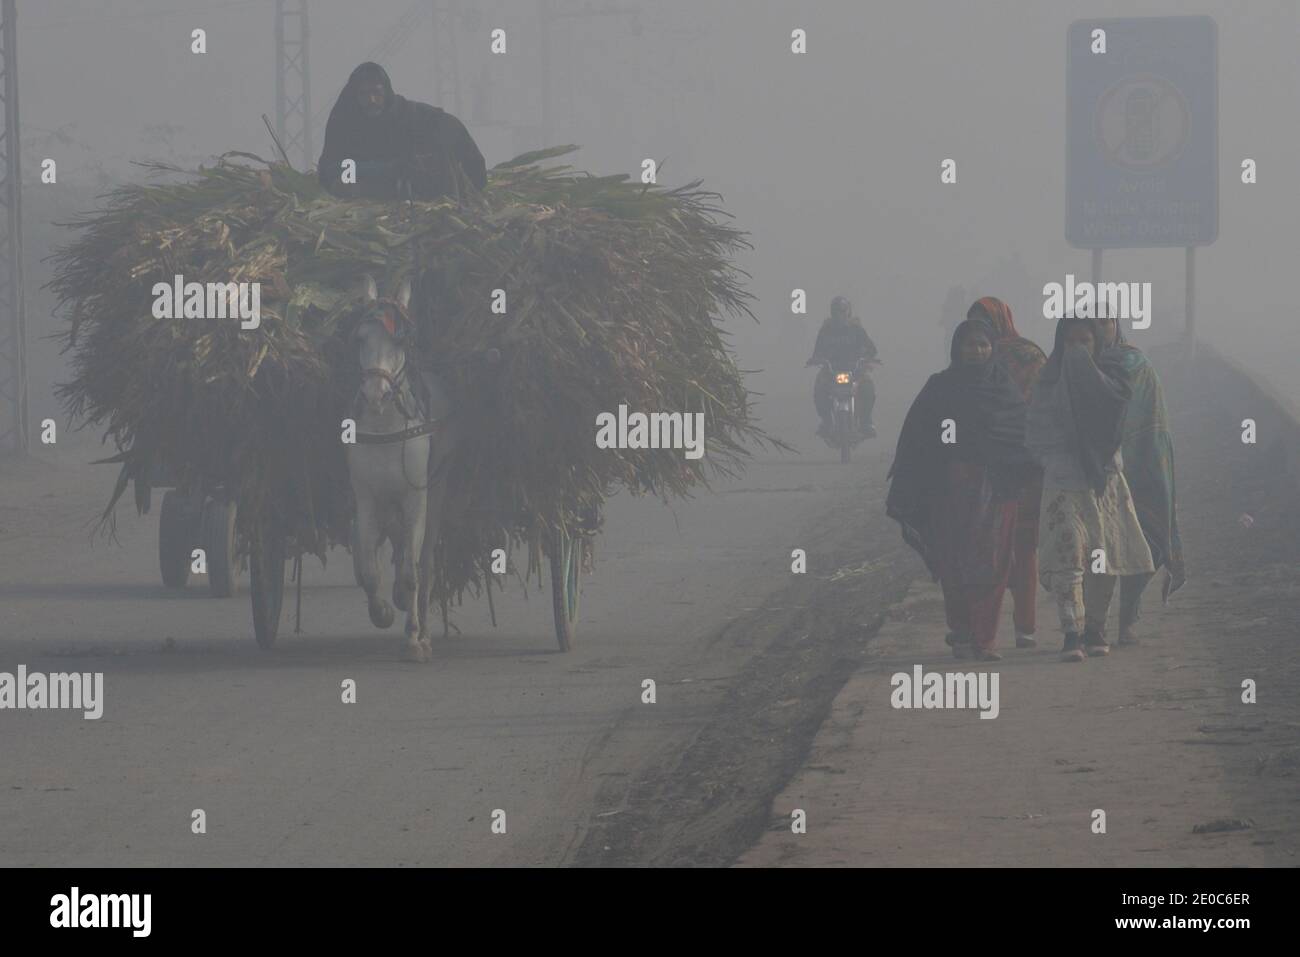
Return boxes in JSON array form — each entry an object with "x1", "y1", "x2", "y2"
[
  {"x1": 399, "y1": 478, "x2": 428, "y2": 663},
  {"x1": 420, "y1": 447, "x2": 452, "y2": 650},
  {"x1": 416, "y1": 563, "x2": 432, "y2": 652},
  {"x1": 355, "y1": 495, "x2": 394, "y2": 630},
  {"x1": 390, "y1": 519, "x2": 410, "y2": 612}
]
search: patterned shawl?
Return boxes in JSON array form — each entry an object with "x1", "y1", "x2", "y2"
[{"x1": 969, "y1": 297, "x2": 1047, "y2": 401}]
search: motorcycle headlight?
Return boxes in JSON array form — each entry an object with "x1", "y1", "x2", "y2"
[{"x1": 835, "y1": 372, "x2": 851, "y2": 384}]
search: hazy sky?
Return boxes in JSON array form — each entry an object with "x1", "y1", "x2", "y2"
[{"x1": 15, "y1": 0, "x2": 1300, "y2": 404}]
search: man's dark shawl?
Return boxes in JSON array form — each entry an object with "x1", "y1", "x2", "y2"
[
  {"x1": 1029, "y1": 316, "x2": 1133, "y2": 497},
  {"x1": 318, "y1": 62, "x2": 487, "y2": 200},
  {"x1": 886, "y1": 318, "x2": 1037, "y2": 577},
  {"x1": 1110, "y1": 327, "x2": 1186, "y2": 597}
]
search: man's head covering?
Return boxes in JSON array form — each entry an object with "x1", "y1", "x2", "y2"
[
  {"x1": 319, "y1": 62, "x2": 407, "y2": 164},
  {"x1": 830, "y1": 295, "x2": 852, "y2": 322},
  {"x1": 344, "y1": 62, "x2": 395, "y2": 111}
]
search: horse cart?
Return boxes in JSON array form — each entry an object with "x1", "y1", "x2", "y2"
[
  {"x1": 141, "y1": 290, "x2": 595, "y2": 657},
  {"x1": 58, "y1": 155, "x2": 754, "y2": 662},
  {"x1": 235, "y1": 281, "x2": 597, "y2": 656}
]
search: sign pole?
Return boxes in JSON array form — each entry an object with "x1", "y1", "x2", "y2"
[
  {"x1": 0, "y1": 0, "x2": 27, "y2": 455},
  {"x1": 1185, "y1": 245, "x2": 1196, "y2": 363}
]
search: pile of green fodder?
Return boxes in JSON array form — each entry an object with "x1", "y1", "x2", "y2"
[{"x1": 52, "y1": 147, "x2": 783, "y2": 608}]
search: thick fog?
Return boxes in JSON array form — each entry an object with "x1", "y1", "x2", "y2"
[
  {"x1": 15, "y1": 0, "x2": 1300, "y2": 441},
  {"x1": 5, "y1": 1, "x2": 1300, "y2": 884}
]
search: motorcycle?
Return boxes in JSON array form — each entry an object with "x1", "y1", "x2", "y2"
[{"x1": 808, "y1": 356, "x2": 879, "y2": 464}]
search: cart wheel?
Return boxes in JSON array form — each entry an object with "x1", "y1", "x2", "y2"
[
  {"x1": 159, "y1": 490, "x2": 198, "y2": 589},
  {"x1": 550, "y1": 528, "x2": 583, "y2": 652},
  {"x1": 250, "y1": 533, "x2": 286, "y2": 649},
  {"x1": 202, "y1": 498, "x2": 239, "y2": 598}
]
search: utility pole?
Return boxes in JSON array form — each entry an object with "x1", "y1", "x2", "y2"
[
  {"x1": 431, "y1": 0, "x2": 463, "y2": 117},
  {"x1": 309, "y1": 0, "x2": 426, "y2": 136},
  {"x1": 0, "y1": 0, "x2": 26, "y2": 455},
  {"x1": 274, "y1": 0, "x2": 314, "y2": 169},
  {"x1": 538, "y1": 0, "x2": 553, "y2": 145},
  {"x1": 536, "y1": 0, "x2": 637, "y2": 148}
]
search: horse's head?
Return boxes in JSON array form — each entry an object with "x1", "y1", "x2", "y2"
[{"x1": 353, "y1": 274, "x2": 414, "y2": 415}]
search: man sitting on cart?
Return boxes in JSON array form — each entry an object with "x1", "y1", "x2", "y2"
[{"x1": 318, "y1": 61, "x2": 487, "y2": 201}]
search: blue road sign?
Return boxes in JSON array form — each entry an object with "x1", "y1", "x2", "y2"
[{"x1": 1066, "y1": 16, "x2": 1218, "y2": 249}]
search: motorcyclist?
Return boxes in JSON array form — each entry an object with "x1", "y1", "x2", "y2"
[{"x1": 807, "y1": 295, "x2": 878, "y2": 437}]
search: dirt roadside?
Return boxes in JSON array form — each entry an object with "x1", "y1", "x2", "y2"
[
  {"x1": 571, "y1": 469, "x2": 912, "y2": 866},
  {"x1": 738, "y1": 357, "x2": 1300, "y2": 868}
]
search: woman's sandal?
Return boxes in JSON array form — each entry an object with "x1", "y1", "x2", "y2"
[
  {"x1": 1060, "y1": 633, "x2": 1086, "y2": 663},
  {"x1": 946, "y1": 633, "x2": 973, "y2": 659},
  {"x1": 1083, "y1": 629, "x2": 1111, "y2": 657}
]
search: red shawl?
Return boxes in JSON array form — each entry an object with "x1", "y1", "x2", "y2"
[{"x1": 970, "y1": 297, "x2": 1046, "y2": 401}]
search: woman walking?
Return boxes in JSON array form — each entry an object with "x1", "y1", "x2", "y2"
[
  {"x1": 886, "y1": 318, "x2": 1039, "y2": 661},
  {"x1": 1096, "y1": 316, "x2": 1186, "y2": 644},
  {"x1": 968, "y1": 297, "x2": 1048, "y2": 649},
  {"x1": 1026, "y1": 317, "x2": 1154, "y2": 662}
]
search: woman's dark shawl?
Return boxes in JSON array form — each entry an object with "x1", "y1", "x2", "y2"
[
  {"x1": 886, "y1": 319, "x2": 1038, "y2": 576},
  {"x1": 1032, "y1": 317, "x2": 1134, "y2": 496}
]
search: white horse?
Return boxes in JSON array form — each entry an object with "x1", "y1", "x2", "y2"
[{"x1": 347, "y1": 275, "x2": 456, "y2": 662}]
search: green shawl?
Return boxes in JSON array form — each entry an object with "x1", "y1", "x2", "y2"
[{"x1": 1111, "y1": 339, "x2": 1186, "y2": 598}]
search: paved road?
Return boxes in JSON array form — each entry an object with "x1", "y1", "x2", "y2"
[{"x1": 0, "y1": 384, "x2": 899, "y2": 866}]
